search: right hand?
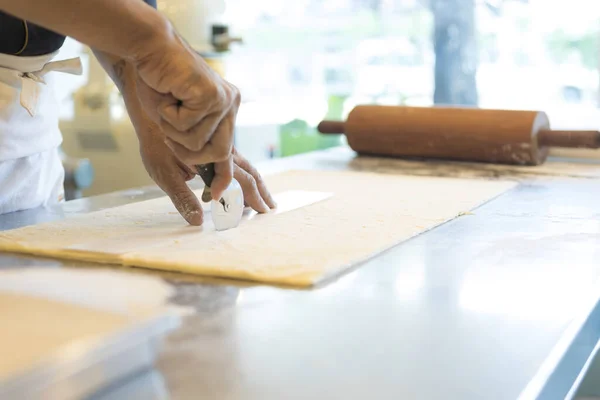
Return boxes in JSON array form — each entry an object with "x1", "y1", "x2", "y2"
[{"x1": 131, "y1": 24, "x2": 240, "y2": 201}]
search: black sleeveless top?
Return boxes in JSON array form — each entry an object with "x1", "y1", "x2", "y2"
[{"x1": 0, "y1": 0, "x2": 157, "y2": 57}]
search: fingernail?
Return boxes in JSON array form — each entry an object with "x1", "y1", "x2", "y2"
[{"x1": 259, "y1": 199, "x2": 270, "y2": 213}]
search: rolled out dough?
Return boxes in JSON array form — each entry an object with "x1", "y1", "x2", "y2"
[
  {"x1": 0, "y1": 292, "x2": 129, "y2": 381},
  {"x1": 0, "y1": 170, "x2": 516, "y2": 287}
]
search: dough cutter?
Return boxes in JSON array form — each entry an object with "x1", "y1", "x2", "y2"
[{"x1": 195, "y1": 163, "x2": 244, "y2": 231}]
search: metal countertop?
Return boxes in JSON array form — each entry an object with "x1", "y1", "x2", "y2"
[{"x1": 2, "y1": 148, "x2": 600, "y2": 400}]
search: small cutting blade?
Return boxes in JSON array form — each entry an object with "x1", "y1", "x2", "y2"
[
  {"x1": 210, "y1": 179, "x2": 244, "y2": 231},
  {"x1": 195, "y1": 163, "x2": 244, "y2": 231}
]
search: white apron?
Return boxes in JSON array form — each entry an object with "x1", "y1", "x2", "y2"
[{"x1": 0, "y1": 51, "x2": 82, "y2": 214}]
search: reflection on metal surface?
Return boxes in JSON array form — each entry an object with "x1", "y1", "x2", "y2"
[
  {"x1": 3, "y1": 150, "x2": 600, "y2": 398},
  {"x1": 314, "y1": 273, "x2": 357, "y2": 296},
  {"x1": 458, "y1": 222, "x2": 600, "y2": 320},
  {"x1": 91, "y1": 369, "x2": 170, "y2": 400},
  {"x1": 517, "y1": 282, "x2": 600, "y2": 400},
  {"x1": 0, "y1": 268, "x2": 190, "y2": 317},
  {"x1": 394, "y1": 265, "x2": 426, "y2": 301},
  {"x1": 0, "y1": 294, "x2": 178, "y2": 400},
  {"x1": 0, "y1": 206, "x2": 66, "y2": 231},
  {"x1": 0, "y1": 268, "x2": 182, "y2": 400},
  {"x1": 168, "y1": 282, "x2": 240, "y2": 315},
  {"x1": 459, "y1": 264, "x2": 595, "y2": 320}
]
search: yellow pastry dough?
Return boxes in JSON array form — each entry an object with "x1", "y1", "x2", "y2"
[
  {"x1": 0, "y1": 170, "x2": 516, "y2": 287},
  {"x1": 0, "y1": 292, "x2": 128, "y2": 381}
]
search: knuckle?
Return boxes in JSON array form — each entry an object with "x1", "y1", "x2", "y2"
[
  {"x1": 175, "y1": 151, "x2": 194, "y2": 165},
  {"x1": 217, "y1": 82, "x2": 240, "y2": 108},
  {"x1": 188, "y1": 82, "x2": 204, "y2": 100},
  {"x1": 187, "y1": 143, "x2": 202, "y2": 152},
  {"x1": 184, "y1": 137, "x2": 202, "y2": 152},
  {"x1": 235, "y1": 157, "x2": 250, "y2": 171},
  {"x1": 207, "y1": 82, "x2": 222, "y2": 99},
  {"x1": 234, "y1": 153, "x2": 260, "y2": 180},
  {"x1": 192, "y1": 138, "x2": 205, "y2": 152},
  {"x1": 248, "y1": 176, "x2": 259, "y2": 193},
  {"x1": 213, "y1": 144, "x2": 231, "y2": 161},
  {"x1": 250, "y1": 169, "x2": 263, "y2": 184},
  {"x1": 166, "y1": 116, "x2": 188, "y2": 133},
  {"x1": 229, "y1": 84, "x2": 241, "y2": 107},
  {"x1": 177, "y1": 73, "x2": 204, "y2": 100},
  {"x1": 243, "y1": 159, "x2": 259, "y2": 176},
  {"x1": 241, "y1": 171, "x2": 258, "y2": 193},
  {"x1": 183, "y1": 129, "x2": 207, "y2": 152}
]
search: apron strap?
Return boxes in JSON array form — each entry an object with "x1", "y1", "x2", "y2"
[{"x1": 0, "y1": 57, "x2": 83, "y2": 117}]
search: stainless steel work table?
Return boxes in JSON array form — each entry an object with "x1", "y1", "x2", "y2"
[{"x1": 2, "y1": 147, "x2": 600, "y2": 400}]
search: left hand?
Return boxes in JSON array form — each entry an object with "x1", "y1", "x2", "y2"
[
  {"x1": 140, "y1": 128, "x2": 276, "y2": 226},
  {"x1": 231, "y1": 146, "x2": 277, "y2": 212}
]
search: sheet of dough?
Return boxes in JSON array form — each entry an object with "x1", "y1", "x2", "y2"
[{"x1": 0, "y1": 170, "x2": 516, "y2": 287}]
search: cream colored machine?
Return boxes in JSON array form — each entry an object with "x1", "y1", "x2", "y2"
[{"x1": 59, "y1": 0, "x2": 243, "y2": 196}]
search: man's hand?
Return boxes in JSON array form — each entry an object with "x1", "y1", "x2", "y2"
[
  {"x1": 93, "y1": 50, "x2": 275, "y2": 226},
  {"x1": 140, "y1": 129, "x2": 276, "y2": 226},
  {"x1": 132, "y1": 31, "x2": 240, "y2": 201}
]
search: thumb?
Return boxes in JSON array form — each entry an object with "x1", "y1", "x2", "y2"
[
  {"x1": 210, "y1": 156, "x2": 234, "y2": 201},
  {"x1": 161, "y1": 178, "x2": 204, "y2": 226}
]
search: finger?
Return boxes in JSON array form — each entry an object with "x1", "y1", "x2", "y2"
[
  {"x1": 164, "y1": 138, "x2": 230, "y2": 165},
  {"x1": 157, "y1": 175, "x2": 204, "y2": 226},
  {"x1": 233, "y1": 151, "x2": 277, "y2": 209},
  {"x1": 234, "y1": 164, "x2": 269, "y2": 213},
  {"x1": 160, "y1": 112, "x2": 222, "y2": 151},
  {"x1": 210, "y1": 156, "x2": 234, "y2": 201},
  {"x1": 159, "y1": 98, "x2": 211, "y2": 132},
  {"x1": 193, "y1": 111, "x2": 235, "y2": 162},
  {"x1": 163, "y1": 112, "x2": 233, "y2": 165},
  {"x1": 158, "y1": 77, "x2": 219, "y2": 132}
]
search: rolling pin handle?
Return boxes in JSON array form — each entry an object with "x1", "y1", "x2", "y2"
[
  {"x1": 317, "y1": 120, "x2": 346, "y2": 134},
  {"x1": 538, "y1": 129, "x2": 600, "y2": 149}
]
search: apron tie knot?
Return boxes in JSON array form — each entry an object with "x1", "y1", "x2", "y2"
[{"x1": 0, "y1": 57, "x2": 83, "y2": 117}]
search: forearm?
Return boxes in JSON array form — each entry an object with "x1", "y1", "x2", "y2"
[
  {"x1": 93, "y1": 50, "x2": 159, "y2": 144},
  {"x1": 0, "y1": 0, "x2": 170, "y2": 60}
]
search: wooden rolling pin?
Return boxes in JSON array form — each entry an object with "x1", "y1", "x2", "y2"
[{"x1": 317, "y1": 105, "x2": 600, "y2": 165}]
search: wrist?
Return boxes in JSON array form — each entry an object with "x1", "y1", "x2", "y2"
[{"x1": 128, "y1": 13, "x2": 177, "y2": 65}]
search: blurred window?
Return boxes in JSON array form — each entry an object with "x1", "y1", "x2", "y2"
[
  {"x1": 224, "y1": 0, "x2": 599, "y2": 116},
  {"x1": 57, "y1": 0, "x2": 600, "y2": 160}
]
